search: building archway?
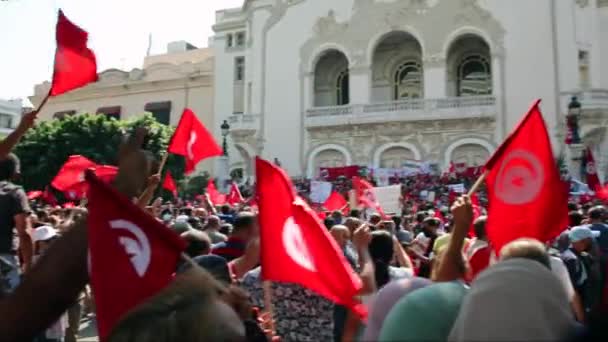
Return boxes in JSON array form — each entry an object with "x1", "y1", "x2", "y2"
[
  {"x1": 306, "y1": 144, "x2": 352, "y2": 178},
  {"x1": 444, "y1": 138, "x2": 494, "y2": 167},
  {"x1": 446, "y1": 34, "x2": 492, "y2": 97},
  {"x1": 313, "y1": 50, "x2": 350, "y2": 106},
  {"x1": 373, "y1": 142, "x2": 422, "y2": 169},
  {"x1": 371, "y1": 31, "x2": 424, "y2": 102}
]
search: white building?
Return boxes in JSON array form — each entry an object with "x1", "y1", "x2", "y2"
[
  {"x1": 29, "y1": 41, "x2": 218, "y2": 174},
  {"x1": 0, "y1": 99, "x2": 22, "y2": 137},
  {"x1": 212, "y1": 0, "x2": 608, "y2": 182}
]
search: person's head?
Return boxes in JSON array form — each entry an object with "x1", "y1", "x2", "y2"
[
  {"x1": 369, "y1": 214, "x2": 382, "y2": 226},
  {"x1": 231, "y1": 212, "x2": 257, "y2": 242},
  {"x1": 349, "y1": 209, "x2": 361, "y2": 219},
  {"x1": 330, "y1": 225, "x2": 350, "y2": 248},
  {"x1": 343, "y1": 217, "x2": 362, "y2": 234},
  {"x1": 473, "y1": 216, "x2": 488, "y2": 241},
  {"x1": 588, "y1": 205, "x2": 606, "y2": 223},
  {"x1": 178, "y1": 255, "x2": 232, "y2": 285},
  {"x1": 499, "y1": 238, "x2": 551, "y2": 269},
  {"x1": 193, "y1": 207, "x2": 207, "y2": 219},
  {"x1": 369, "y1": 230, "x2": 395, "y2": 288},
  {"x1": 331, "y1": 210, "x2": 343, "y2": 225},
  {"x1": 33, "y1": 225, "x2": 59, "y2": 255},
  {"x1": 171, "y1": 222, "x2": 192, "y2": 235},
  {"x1": 568, "y1": 210, "x2": 584, "y2": 227},
  {"x1": 416, "y1": 211, "x2": 427, "y2": 224},
  {"x1": 392, "y1": 216, "x2": 402, "y2": 230},
  {"x1": 569, "y1": 226, "x2": 600, "y2": 253},
  {"x1": 205, "y1": 215, "x2": 220, "y2": 230},
  {"x1": 323, "y1": 217, "x2": 335, "y2": 230},
  {"x1": 219, "y1": 223, "x2": 233, "y2": 236},
  {"x1": 187, "y1": 217, "x2": 202, "y2": 230},
  {"x1": 220, "y1": 204, "x2": 231, "y2": 215},
  {"x1": 181, "y1": 230, "x2": 212, "y2": 257},
  {"x1": 567, "y1": 202, "x2": 579, "y2": 211},
  {"x1": 0, "y1": 154, "x2": 20, "y2": 181},
  {"x1": 107, "y1": 268, "x2": 245, "y2": 342},
  {"x1": 423, "y1": 217, "x2": 440, "y2": 235}
]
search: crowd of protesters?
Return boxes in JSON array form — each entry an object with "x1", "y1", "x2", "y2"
[{"x1": 0, "y1": 113, "x2": 607, "y2": 342}]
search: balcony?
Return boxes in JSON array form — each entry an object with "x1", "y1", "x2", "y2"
[
  {"x1": 564, "y1": 89, "x2": 608, "y2": 111},
  {"x1": 305, "y1": 95, "x2": 497, "y2": 128},
  {"x1": 228, "y1": 114, "x2": 260, "y2": 132}
]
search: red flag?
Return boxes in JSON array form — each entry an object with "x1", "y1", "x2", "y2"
[
  {"x1": 168, "y1": 109, "x2": 222, "y2": 174},
  {"x1": 51, "y1": 155, "x2": 97, "y2": 191},
  {"x1": 50, "y1": 10, "x2": 98, "y2": 96},
  {"x1": 434, "y1": 210, "x2": 445, "y2": 224},
  {"x1": 352, "y1": 176, "x2": 388, "y2": 219},
  {"x1": 323, "y1": 191, "x2": 349, "y2": 214},
  {"x1": 162, "y1": 171, "x2": 178, "y2": 198},
  {"x1": 256, "y1": 157, "x2": 365, "y2": 318},
  {"x1": 583, "y1": 147, "x2": 601, "y2": 191},
  {"x1": 206, "y1": 179, "x2": 226, "y2": 205},
  {"x1": 468, "y1": 193, "x2": 482, "y2": 237},
  {"x1": 42, "y1": 186, "x2": 58, "y2": 206},
  {"x1": 596, "y1": 184, "x2": 608, "y2": 202},
  {"x1": 226, "y1": 182, "x2": 244, "y2": 205},
  {"x1": 63, "y1": 202, "x2": 75, "y2": 209},
  {"x1": 86, "y1": 171, "x2": 187, "y2": 340},
  {"x1": 27, "y1": 191, "x2": 43, "y2": 200},
  {"x1": 484, "y1": 100, "x2": 569, "y2": 253}
]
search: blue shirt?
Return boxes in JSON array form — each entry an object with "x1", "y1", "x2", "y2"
[{"x1": 588, "y1": 223, "x2": 608, "y2": 255}]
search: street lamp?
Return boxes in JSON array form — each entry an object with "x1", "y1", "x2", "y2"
[
  {"x1": 566, "y1": 96, "x2": 582, "y2": 145},
  {"x1": 221, "y1": 120, "x2": 230, "y2": 156}
]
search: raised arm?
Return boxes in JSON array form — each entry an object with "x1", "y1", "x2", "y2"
[{"x1": 0, "y1": 111, "x2": 37, "y2": 159}]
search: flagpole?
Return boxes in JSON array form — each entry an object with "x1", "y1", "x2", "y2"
[
  {"x1": 35, "y1": 91, "x2": 51, "y2": 115},
  {"x1": 467, "y1": 171, "x2": 488, "y2": 196},
  {"x1": 262, "y1": 281, "x2": 275, "y2": 333},
  {"x1": 157, "y1": 153, "x2": 169, "y2": 176}
]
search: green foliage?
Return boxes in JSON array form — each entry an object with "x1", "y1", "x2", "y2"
[{"x1": 13, "y1": 113, "x2": 186, "y2": 192}]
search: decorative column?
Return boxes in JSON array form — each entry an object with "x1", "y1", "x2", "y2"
[
  {"x1": 349, "y1": 65, "x2": 371, "y2": 104},
  {"x1": 422, "y1": 55, "x2": 447, "y2": 98}
]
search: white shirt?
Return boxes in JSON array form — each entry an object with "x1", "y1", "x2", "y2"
[{"x1": 550, "y1": 256, "x2": 575, "y2": 300}]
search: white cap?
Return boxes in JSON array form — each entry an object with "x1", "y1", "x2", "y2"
[
  {"x1": 176, "y1": 215, "x2": 189, "y2": 223},
  {"x1": 33, "y1": 226, "x2": 58, "y2": 243}
]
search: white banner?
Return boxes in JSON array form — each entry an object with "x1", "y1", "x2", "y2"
[
  {"x1": 447, "y1": 183, "x2": 466, "y2": 194},
  {"x1": 310, "y1": 181, "x2": 332, "y2": 203},
  {"x1": 373, "y1": 185, "x2": 402, "y2": 215}
]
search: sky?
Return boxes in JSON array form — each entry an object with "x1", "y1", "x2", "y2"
[{"x1": 0, "y1": 0, "x2": 244, "y2": 104}]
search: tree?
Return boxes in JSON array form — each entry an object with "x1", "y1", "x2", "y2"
[{"x1": 13, "y1": 113, "x2": 186, "y2": 193}]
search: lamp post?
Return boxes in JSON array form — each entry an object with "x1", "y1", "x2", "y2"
[
  {"x1": 221, "y1": 120, "x2": 230, "y2": 156},
  {"x1": 566, "y1": 96, "x2": 584, "y2": 181}
]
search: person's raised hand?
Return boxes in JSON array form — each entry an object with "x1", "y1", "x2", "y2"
[
  {"x1": 18, "y1": 110, "x2": 38, "y2": 131},
  {"x1": 113, "y1": 127, "x2": 156, "y2": 199},
  {"x1": 450, "y1": 195, "x2": 473, "y2": 230},
  {"x1": 352, "y1": 224, "x2": 372, "y2": 251},
  {"x1": 147, "y1": 174, "x2": 161, "y2": 186}
]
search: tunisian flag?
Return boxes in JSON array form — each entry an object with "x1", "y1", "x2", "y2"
[
  {"x1": 226, "y1": 182, "x2": 244, "y2": 205},
  {"x1": 323, "y1": 191, "x2": 349, "y2": 214},
  {"x1": 256, "y1": 157, "x2": 365, "y2": 318},
  {"x1": 162, "y1": 171, "x2": 178, "y2": 198},
  {"x1": 50, "y1": 10, "x2": 98, "y2": 96},
  {"x1": 168, "y1": 109, "x2": 223, "y2": 174},
  {"x1": 352, "y1": 176, "x2": 388, "y2": 219},
  {"x1": 484, "y1": 100, "x2": 569, "y2": 254},
  {"x1": 583, "y1": 147, "x2": 601, "y2": 191},
  {"x1": 51, "y1": 155, "x2": 97, "y2": 191},
  {"x1": 86, "y1": 171, "x2": 186, "y2": 340},
  {"x1": 206, "y1": 179, "x2": 226, "y2": 205}
]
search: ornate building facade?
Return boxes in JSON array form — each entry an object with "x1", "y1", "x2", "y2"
[{"x1": 213, "y1": 0, "x2": 608, "y2": 182}]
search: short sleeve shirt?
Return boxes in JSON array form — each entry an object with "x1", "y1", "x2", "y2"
[{"x1": 0, "y1": 181, "x2": 30, "y2": 254}]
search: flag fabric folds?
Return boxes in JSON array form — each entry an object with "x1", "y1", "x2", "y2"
[
  {"x1": 352, "y1": 177, "x2": 388, "y2": 219},
  {"x1": 484, "y1": 100, "x2": 569, "y2": 254},
  {"x1": 52, "y1": 155, "x2": 117, "y2": 199},
  {"x1": 323, "y1": 191, "x2": 349, "y2": 214},
  {"x1": 226, "y1": 182, "x2": 244, "y2": 205},
  {"x1": 86, "y1": 171, "x2": 186, "y2": 340},
  {"x1": 50, "y1": 10, "x2": 98, "y2": 96},
  {"x1": 162, "y1": 171, "x2": 178, "y2": 198},
  {"x1": 582, "y1": 147, "x2": 601, "y2": 191},
  {"x1": 256, "y1": 157, "x2": 365, "y2": 319},
  {"x1": 206, "y1": 179, "x2": 226, "y2": 205},
  {"x1": 168, "y1": 109, "x2": 223, "y2": 174}
]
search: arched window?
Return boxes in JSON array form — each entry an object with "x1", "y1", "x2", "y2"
[
  {"x1": 336, "y1": 70, "x2": 350, "y2": 105},
  {"x1": 457, "y1": 55, "x2": 492, "y2": 96},
  {"x1": 393, "y1": 61, "x2": 423, "y2": 100}
]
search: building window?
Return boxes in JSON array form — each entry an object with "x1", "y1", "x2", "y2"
[
  {"x1": 457, "y1": 55, "x2": 492, "y2": 96},
  {"x1": 336, "y1": 70, "x2": 350, "y2": 105},
  {"x1": 235, "y1": 57, "x2": 245, "y2": 82},
  {"x1": 236, "y1": 32, "x2": 246, "y2": 47},
  {"x1": 97, "y1": 106, "x2": 121, "y2": 120},
  {"x1": 579, "y1": 50, "x2": 590, "y2": 89},
  {"x1": 144, "y1": 101, "x2": 172, "y2": 125},
  {"x1": 393, "y1": 61, "x2": 423, "y2": 100},
  {"x1": 0, "y1": 114, "x2": 13, "y2": 129},
  {"x1": 53, "y1": 110, "x2": 76, "y2": 120},
  {"x1": 227, "y1": 34, "x2": 233, "y2": 48}
]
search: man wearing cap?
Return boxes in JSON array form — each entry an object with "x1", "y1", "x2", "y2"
[
  {"x1": 0, "y1": 154, "x2": 32, "y2": 296},
  {"x1": 561, "y1": 226, "x2": 602, "y2": 315}
]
